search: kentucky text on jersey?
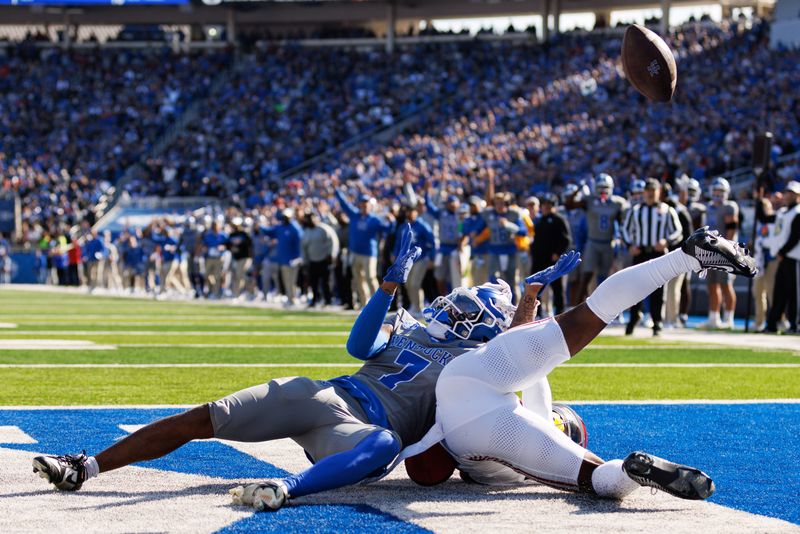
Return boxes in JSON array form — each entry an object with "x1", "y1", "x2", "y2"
[{"x1": 387, "y1": 328, "x2": 456, "y2": 366}]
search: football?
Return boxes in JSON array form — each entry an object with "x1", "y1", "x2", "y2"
[
  {"x1": 621, "y1": 24, "x2": 678, "y2": 102},
  {"x1": 404, "y1": 442, "x2": 457, "y2": 486}
]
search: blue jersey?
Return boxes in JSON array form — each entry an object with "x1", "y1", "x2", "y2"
[
  {"x1": 265, "y1": 221, "x2": 303, "y2": 266},
  {"x1": 462, "y1": 214, "x2": 490, "y2": 255},
  {"x1": 335, "y1": 190, "x2": 393, "y2": 257},
  {"x1": 393, "y1": 219, "x2": 435, "y2": 261},
  {"x1": 477, "y1": 209, "x2": 527, "y2": 255},
  {"x1": 350, "y1": 310, "x2": 481, "y2": 446},
  {"x1": 426, "y1": 195, "x2": 461, "y2": 253}
]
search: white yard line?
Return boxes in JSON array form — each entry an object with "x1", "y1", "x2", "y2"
[
  {"x1": 0, "y1": 363, "x2": 797, "y2": 369},
  {"x1": 0, "y1": 340, "x2": 116, "y2": 350}
]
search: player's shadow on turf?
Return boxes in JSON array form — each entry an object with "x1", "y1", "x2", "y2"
[{"x1": 340, "y1": 479, "x2": 683, "y2": 517}]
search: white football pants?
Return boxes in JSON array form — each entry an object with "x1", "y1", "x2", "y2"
[{"x1": 437, "y1": 318, "x2": 586, "y2": 489}]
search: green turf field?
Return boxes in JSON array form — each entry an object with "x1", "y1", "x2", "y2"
[{"x1": 1, "y1": 288, "x2": 798, "y2": 405}]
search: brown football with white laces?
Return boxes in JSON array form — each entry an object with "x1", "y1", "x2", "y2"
[{"x1": 621, "y1": 24, "x2": 677, "y2": 102}]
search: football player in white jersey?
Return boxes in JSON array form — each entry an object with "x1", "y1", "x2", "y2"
[{"x1": 397, "y1": 226, "x2": 756, "y2": 500}]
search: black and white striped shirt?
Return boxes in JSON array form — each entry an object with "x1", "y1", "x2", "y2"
[{"x1": 622, "y1": 202, "x2": 683, "y2": 249}]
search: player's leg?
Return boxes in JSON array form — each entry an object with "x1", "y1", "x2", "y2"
[
  {"x1": 229, "y1": 382, "x2": 401, "y2": 511},
  {"x1": 441, "y1": 398, "x2": 713, "y2": 500},
  {"x1": 33, "y1": 377, "x2": 335, "y2": 491},
  {"x1": 706, "y1": 280, "x2": 722, "y2": 327}
]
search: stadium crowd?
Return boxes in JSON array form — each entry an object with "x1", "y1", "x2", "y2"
[{"x1": 0, "y1": 17, "x2": 798, "y2": 333}]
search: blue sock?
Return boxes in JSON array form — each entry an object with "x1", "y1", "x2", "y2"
[{"x1": 283, "y1": 430, "x2": 401, "y2": 498}]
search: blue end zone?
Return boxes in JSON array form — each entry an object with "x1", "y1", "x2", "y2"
[
  {"x1": 574, "y1": 403, "x2": 800, "y2": 526},
  {"x1": 1, "y1": 405, "x2": 797, "y2": 528},
  {"x1": 0, "y1": 408, "x2": 427, "y2": 533}
]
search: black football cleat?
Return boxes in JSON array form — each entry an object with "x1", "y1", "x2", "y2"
[
  {"x1": 682, "y1": 226, "x2": 757, "y2": 278},
  {"x1": 32, "y1": 452, "x2": 89, "y2": 491},
  {"x1": 622, "y1": 451, "x2": 715, "y2": 500}
]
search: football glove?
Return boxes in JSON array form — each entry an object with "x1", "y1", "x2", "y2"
[
  {"x1": 384, "y1": 223, "x2": 422, "y2": 284},
  {"x1": 523, "y1": 250, "x2": 582, "y2": 296}
]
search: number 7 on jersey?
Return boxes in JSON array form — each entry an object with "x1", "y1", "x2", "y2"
[{"x1": 378, "y1": 350, "x2": 430, "y2": 390}]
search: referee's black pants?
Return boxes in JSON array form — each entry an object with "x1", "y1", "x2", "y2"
[
  {"x1": 767, "y1": 257, "x2": 798, "y2": 331},
  {"x1": 626, "y1": 250, "x2": 665, "y2": 333},
  {"x1": 533, "y1": 258, "x2": 565, "y2": 316}
]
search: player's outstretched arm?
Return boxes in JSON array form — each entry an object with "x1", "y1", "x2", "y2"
[
  {"x1": 346, "y1": 224, "x2": 421, "y2": 360},
  {"x1": 510, "y1": 251, "x2": 582, "y2": 329}
]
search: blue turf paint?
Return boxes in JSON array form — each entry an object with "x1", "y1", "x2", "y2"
[
  {"x1": 0, "y1": 408, "x2": 426, "y2": 533},
  {"x1": 217, "y1": 504, "x2": 428, "y2": 533},
  {"x1": 573, "y1": 403, "x2": 800, "y2": 525},
  {"x1": 2, "y1": 405, "x2": 797, "y2": 527}
]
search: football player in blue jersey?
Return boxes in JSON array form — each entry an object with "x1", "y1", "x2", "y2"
[{"x1": 31, "y1": 224, "x2": 508, "y2": 511}]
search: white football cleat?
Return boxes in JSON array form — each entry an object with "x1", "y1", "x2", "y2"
[{"x1": 230, "y1": 480, "x2": 288, "y2": 511}]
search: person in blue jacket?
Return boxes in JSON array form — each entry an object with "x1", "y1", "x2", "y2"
[
  {"x1": 335, "y1": 187, "x2": 394, "y2": 309},
  {"x1": 393, "y1": 204, "x2": 435, "y2": 314},
  {"x1": 264, "y1": 209, "x2": 303, "y2": 305}
]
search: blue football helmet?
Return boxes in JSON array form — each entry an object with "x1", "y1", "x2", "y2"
[{"x1": 423, "y1": 280, "x2": 515, "y2": 342}]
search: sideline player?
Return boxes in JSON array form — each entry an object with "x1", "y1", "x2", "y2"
[
  {"x1": 565, "y1": 174, "x2": 628, "y2": 303},
  {"x1": 399, "y1": 226, "x2": 756, "y2": 499},
  {"x1": 30, "y1": 225, "x2": 503, "y2": 510}
]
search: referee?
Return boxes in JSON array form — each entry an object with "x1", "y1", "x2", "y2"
[{"x1": 622, "y1": 178, "x2": 683, "y2": 336}]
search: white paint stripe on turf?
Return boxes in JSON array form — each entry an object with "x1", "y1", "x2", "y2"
[
  {"x1": 0, "y1": 426, "x2": 37, "y2": 443},
  {"x1": 1, "y1": 363, "x2": 798, "y2": 369},
  {"x1": 0, "y1": 323, "x2": 16, "y2": 328},
  {"x1": 0, "y1": 340, "x2": 117, "y2": 350}
]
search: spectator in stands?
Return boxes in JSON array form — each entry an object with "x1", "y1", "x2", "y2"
[
  {"x1": 765, "y1": 181, "x2": 800, "y2": 334},
  {"x1": 393, "y1": 204, "x2": 435, "y2": 314},
  {"x1": 462, "y1": 196, "x2": 489, "y2": 286},
  {"x1": 0, "y1": 233, "x2": 10, "y2": 284},
  {"x1": 424, "y1": 186, "x2": 463, "y2": 294},
  {"x1": 530, "y1": 193, "x2": 572, "y2": 316},
  {"x1": 334, "y1": 187, "x2": 394, "y2": 308},
  {"x1": 264, "y1": 209, "x2": 303, "y2": 306},
  {"x1": 83, "y1": 229, "x2": 106, "y2": 290},
  {"x1": 202, "y1": 221, "x2": 228, "y2": 299},
  {"x1": 300, "y1": 211, "x2": 339, "y2": 307},
  {"x1": 753, "y1": 195, "x2": 779, "y2": 331},
  {"x1": 227, "y1": 219, "x2": 254, "y2": 299},
  {"x1": 477, "y1": 191, "x2": 528, "y2": 302}
]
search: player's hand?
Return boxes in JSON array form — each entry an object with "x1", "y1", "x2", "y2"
[
  {"x1": 384, "y1": 223, "x2": 421, "y2": 285},
  {"x1": 523, "y1": 250, "x2": 581, "y2": 293}
]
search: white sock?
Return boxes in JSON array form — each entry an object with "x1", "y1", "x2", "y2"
[
  {"x1": 85, "y1": 456, "x2": 100, "y2": 479},
  {"x1": 586, "y1": 250, "x2": 700, "y2": 324},
  {"x1": 591, "y1": 459, "x2": 640, "y2": 499}
]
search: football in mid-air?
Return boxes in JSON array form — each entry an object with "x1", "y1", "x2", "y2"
[{"x1": 621, "y1": 24, "x2": 677, "y2": 102}]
